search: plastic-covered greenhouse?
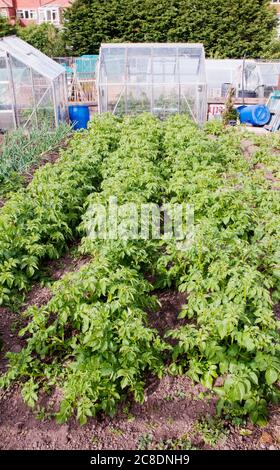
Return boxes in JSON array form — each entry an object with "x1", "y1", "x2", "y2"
[
  {"x1": 0, "y1": 36, "x2": 68, "y2": 130},
  {"x1": 97, "y1": 43, "x2": 207, "y2": 123},
  {"x1": 236, "y1": 60, "x2": 280, "y2": 99}
]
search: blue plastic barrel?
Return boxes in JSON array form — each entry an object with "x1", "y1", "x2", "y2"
[
  {"x1": 68, "y1": 105, "x2": 90, "y2": 130},
  {"x1": 237, "y1": 105, "x2": 270, "y2": 127}
]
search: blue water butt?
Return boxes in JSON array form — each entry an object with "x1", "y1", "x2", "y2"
[
  {"x1": 68, "y1": 105, "x2": 90, "y2": 130},
  {"x1": 237, "y1": 105, "x2": 270, "y2": 127}
]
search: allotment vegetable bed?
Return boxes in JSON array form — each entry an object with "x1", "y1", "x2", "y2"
[
  {"x1": 0, "y1": 114, "x2": 279, "y2": 427},
  {"x1": 0, "y1": 123, "x2": 71, "y2": 199}
]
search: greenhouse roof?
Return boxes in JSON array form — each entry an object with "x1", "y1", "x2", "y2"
[
  {"x1": 0, "y1": 36, "x2": 65, "y2": 80},
  {"x1": 100, "y1": 42, "x2": 204, "y2": 48},
  {"x1": 100, "y1": 43, "x2": 205, "y2": 57},
  {"x1": 99, "y1": 43, "x2": 206, "y2": 85}
]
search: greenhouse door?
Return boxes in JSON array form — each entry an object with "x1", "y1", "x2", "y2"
[
  {"x1": 152, "y1": 48, "x2": 180, "y2": 118},
  {"x1": 0, "y1": 54, "x2": 16, "y2": 130}
]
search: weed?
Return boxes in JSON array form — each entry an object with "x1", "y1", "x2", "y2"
[
  {"x1": 109, "y1": 426, "x2": 124, "y2": 437},
  {"x1": 137, "y1": 433, "x2": 153, "y2": 450},
  {"x1": 193, "y1": 415, "x2": 228, "y2": 447},
  {"x1": 155, "y1": 435, "x2": 196, "y2": 450}
]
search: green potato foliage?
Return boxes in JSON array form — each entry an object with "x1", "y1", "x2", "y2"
[
  {"x1": 0, "y1": 113, "x2": 279, "y2": 425},
  {"x1": 0, "y1": 114, "x2": 121, "y2": 305},
  {"x1": 157, "y1": 116, "x2": 280, "y2": 424},
  {"x1": 0, "y1": 114, "x2": 167, "y2": 423}
]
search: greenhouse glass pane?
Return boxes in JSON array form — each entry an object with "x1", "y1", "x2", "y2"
[
  {"x1": 126, "y1": 85, "x2": 151, "y2": 114},
  {"x1": 179, "y1": 57, "x2": 200, "y2": 78},
  {"x1": 0, "y1": 83, "x2": 11, "y2": 108},
  {"x1": 31, "y1": 70, "x2": 55, "y2": 128},
  {"x1": 102, "y1": 47, "x2": 125, "y2": 83},
  {"x1": 180, "y1": 84, "x2": 198, "y2": 121},
  {"x1": 153, "y1": 47, "x2": 175, "y2": 57},
  {"x1": 244, "y1": 65, "x2": 259, "y2": 90},
  {"x1": 0, "y1": 112, "x2": 14, "y2": 130},
  {"x1": 127, "y1": 47, "x2": 151, "y2": 83},
  {"x1": 259, "y1": 64, "x2": 278, "y2": 87},
  {"x1": 0, "y1": 56, "x2": 8, "y2": 81},
  {"x1": 153, "y1": 84, "x2": 179, "y2": 117},
  {"x1": 36, "y1": 86, "x2": 56, "y2": 128},
  {"x1": 9, "y1": 56, "x2": 36, "y2": 128},
  {"x1": 0, "y1": 56, "x2": 12, "y2": 127},
  {"x1": 107, "y1": 85, "x2": 126, "y2": 114},
  {"x1": 56, "y1": 75, "x2": 67, "y2": 123},
  {"x1": 99, "y1": 84, "x2": 107, "y2": 113}
]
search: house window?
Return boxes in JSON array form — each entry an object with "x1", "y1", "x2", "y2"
[
  {"x1": 16, "y1": 10, "x2": 37, "y2": 20},
  {"x1": 0, "y1": 9, "x2": 8, "y2": 18},
  {"x1": 38, "y1": 7, "x2": 61, "y2": 26}
]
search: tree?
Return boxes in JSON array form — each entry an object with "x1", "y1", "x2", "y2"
[
  {"x1": 176, "y1": 0, "x2": 278, "y2": 58},
  {"x1": 0, "y1": 17, "x2": 16, "y2": 38},
  {"x1": 17, "y1": 23, "x2": 67, "y2": 57},
  {"x1": 63, "y1": 0, "x2": 277, "y2": 57},
  {"x1": 262, "y1": 38, "x2": 280, "y2": 60}
]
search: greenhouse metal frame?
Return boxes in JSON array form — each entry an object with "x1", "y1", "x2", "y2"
[
  {"x1": 97, "y1": 43, "x2": 207, "y2": 124},
  {"x1": 0, "y1": 36, "x2": 68, "y2": 130}
]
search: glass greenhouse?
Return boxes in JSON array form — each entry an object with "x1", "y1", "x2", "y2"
[
  {"x1": 0, "y1": 36, "x2": 68, "y2": 130},
  {"x1": 97, "y1": 43, "x2": 207, "y2": 124}
]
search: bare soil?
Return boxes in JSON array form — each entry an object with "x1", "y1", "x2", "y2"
[
  {"x1": 44, "y1": 248, "x2": 90, "y2": 282},
  {"x1": 274, "y1": 303, "x2": 280, "y2": 321},
  {"x1": 0, "y1": 370, "x2": 279, "y2": 450},
  {"x1": 240, "y1": 138, "x2": 260, "y2": 161},
  {"x1": 239, "y1": 138, "x2": 280, "y2": 192},
  {"x1": 148, "y1": 290, "x2": 188, "y2": 337}
]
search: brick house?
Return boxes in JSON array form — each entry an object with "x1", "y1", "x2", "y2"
[{"x1": 0, "y1": 0, "x2": 71, "y2": 27}]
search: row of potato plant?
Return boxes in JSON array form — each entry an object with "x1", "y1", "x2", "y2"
[
  {"x1": 0, "y1": 114, "x2": 167, "y2": 424},
  {"x1": 156, "y1": 115, "x2": 280, "y2": 424},
  {"x1": 0, "y1": 114, "x2": 121, "y2": 306}
]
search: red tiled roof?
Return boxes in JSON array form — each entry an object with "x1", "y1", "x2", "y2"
[
  {"x1": 0, "y1": 0, "x2": 72, "y2": 7},
  {"x1": 40, "y1": 0, "x2": 72, "y2": 5},
  {"x1": 10, "y1": 0, "x2": 72, "y2": 7},
  {"x1": 0, "y1": 0, "x2": 13, "y2": 8}
]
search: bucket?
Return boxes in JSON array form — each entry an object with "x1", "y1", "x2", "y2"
[
  {"x1": 237, "y1": 105, "x2": 270, "y2": 127},
  {"x1": 68, "y1": 105, "x2": 90, "y2": 130}
]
